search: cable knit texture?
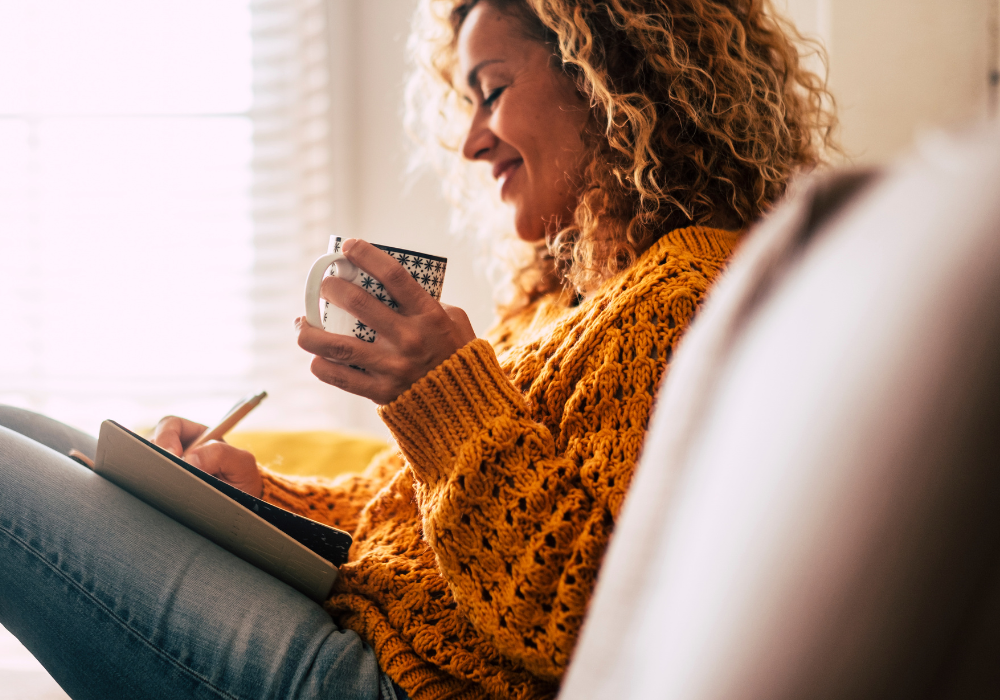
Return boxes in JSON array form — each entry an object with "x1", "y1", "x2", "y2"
[{"x1": 261, "y1": 227, "x2": 737, "y2": 700}]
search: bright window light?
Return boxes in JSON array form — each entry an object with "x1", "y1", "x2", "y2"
[{"x1": 0, "y1": 0, "x2": 255, "y2": 434}]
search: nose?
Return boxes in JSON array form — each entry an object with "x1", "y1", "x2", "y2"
[{"x1": 461, "y1": 108, "x2": 495, "y2": 162}]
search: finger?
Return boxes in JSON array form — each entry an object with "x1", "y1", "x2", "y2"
[
  {"x1": 152, "y1": 416, "x2": 208, "y2": 457},
  {"x1": 187, "y1": 440, "x2": 252, "y2": 478},
  {"x1": 297, "y1": 321, "x2": 386, "y2": 369},
  {"x1": 187, "y1": 441, "x2": 262, "y2": 497},
  {"x1": 318, "y1": 275, "x2": 408, "y2": 345},
  {"x1": 341, "y1": 239, "x2": 430, "y2": 315},
  {"x1": 310, "y1": 356, "x2": 397, "y2": 404}
]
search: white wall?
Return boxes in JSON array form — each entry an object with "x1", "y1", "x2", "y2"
[{"x1": 780, "y1": 0, "x2": 997, "y2": 164}]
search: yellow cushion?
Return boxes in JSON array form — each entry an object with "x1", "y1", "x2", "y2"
[{"x1": 226, "y1": 430, "x2": 389, "y2": 479}]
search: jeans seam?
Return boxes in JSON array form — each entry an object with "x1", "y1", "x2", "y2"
[
  {"x1": 378, "y1": 672, "x2": 396, "y2": 700},
  {"x1": 0, "y1": 519, "x2": 246, "y2": 700}
]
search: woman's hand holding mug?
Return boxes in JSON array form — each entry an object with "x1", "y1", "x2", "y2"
[
  {"x1": 299, "y1": 238, "x2": 476, "y2": 405},
  {"x1": 149, "y1": 236, "x2": 469, "y2": 497}
]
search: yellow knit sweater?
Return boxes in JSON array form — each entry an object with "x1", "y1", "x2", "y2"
[{"x1": 261, "y1": 226, "x2": 737, "y2": 700}]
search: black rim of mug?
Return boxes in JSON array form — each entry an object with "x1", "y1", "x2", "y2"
[{"x1": 332, "y1": 236, "x2": 447, "y2": 264}]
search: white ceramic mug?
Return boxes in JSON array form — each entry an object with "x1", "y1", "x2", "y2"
[{"x1": 304, "y1": 236, "x2": 447, "y2": 342}]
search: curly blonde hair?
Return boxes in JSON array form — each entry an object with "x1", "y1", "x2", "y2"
[{"x1": 406, "y1": 0, "x2": 837, "y2": 313}]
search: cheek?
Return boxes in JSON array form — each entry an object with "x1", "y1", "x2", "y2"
[
  {"x1": 497, "y1": 108, "x2": 583, "y2": 187},
  {"x1": 550, "y1": 105, "x2": 588, "y2": 174},
  {"x1": 535, "y1": 108, "x2": 586, "y2": 181},
  {"x1": 492, "y1": 81, "x2": 589, "y2": 234},
  {"x1": 536, "y1": 120, "x2": 587, "y2": 209},
  {"x1": 492, "y1": 107, "x2": 538, "y2": 158}
]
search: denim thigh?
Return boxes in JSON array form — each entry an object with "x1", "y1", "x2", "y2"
[{"x1": 0, "y1": 415, "x2": 396, "y2": 700}]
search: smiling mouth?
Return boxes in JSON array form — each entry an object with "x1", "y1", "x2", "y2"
[
  {"x1": 492, "y1": 158, "x2": 522, "y2": 183},
  {"x1": 493, "y1": 159, "x2": 522, "y2": 200}
]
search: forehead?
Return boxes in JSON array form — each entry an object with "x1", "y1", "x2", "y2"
[{"x1": 456, "y1": 3, "x2": 533, "y2": 83}]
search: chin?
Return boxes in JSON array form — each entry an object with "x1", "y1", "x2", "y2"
[
  {"x1": 515, "y1": 228, "x2": 546, "y2": 243},
  {"x1": 512, "y1": 209, "x2": 547, "y2": 242}
]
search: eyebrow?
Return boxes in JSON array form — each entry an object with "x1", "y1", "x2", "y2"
[{"x1": 467, "y1": 59, "x2": 505, "y2": 88}]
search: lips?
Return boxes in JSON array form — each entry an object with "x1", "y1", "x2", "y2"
[{"x1": 492, "y1": 158, "x2": 522, "y2": 199}]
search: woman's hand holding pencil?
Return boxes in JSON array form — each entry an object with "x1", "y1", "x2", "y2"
[{"x1": 151, "y1": 391, "x2": 267, "y2": 498}]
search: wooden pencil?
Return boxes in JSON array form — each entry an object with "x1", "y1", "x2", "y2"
[{"x1": 183, "y1": 390, "x2": 267, "y2": 456}]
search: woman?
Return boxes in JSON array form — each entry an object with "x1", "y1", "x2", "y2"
[{"x1": 0, "y1": 1, "x2": 833, "y2": 698}]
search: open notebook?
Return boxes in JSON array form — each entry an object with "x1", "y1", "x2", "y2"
[{"x1": 90, "y1": 420, "x2": 352, "y2": 602}]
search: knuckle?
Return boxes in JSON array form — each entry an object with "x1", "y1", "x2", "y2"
[
  {"x1": 326, "y1": 340, "x2": 354, "y2": 363},
  {"x1": 312, "y1": 357, "x2": 351, "y2": 390},
  {"x1": 156, "y1": 415, "x2": 179, "y2": 430},
  {"x1": 198, "y1": 441, "x2": 228, "y2": 462},
  {"x1": 383, "y1": 263, "x2": 412, "y2": 288},
  {"x1": 323, "y1": 277, "x2": 367, "y2": 310},
  {"x1": 152, "y1": 416, "x2": 180, "y2": 444},
  {"x1": 348, "y1": 281, "x2": 375, "y2": 307},
  {"x1": 397, "y1": 329, "x2": 423, "y2": 355},
  {"x1": 388, "y1": 355, "x2": 412, "y2": 378},
  {"x1": 331, "y1": 376, "x2": 350, "y2": 391}
]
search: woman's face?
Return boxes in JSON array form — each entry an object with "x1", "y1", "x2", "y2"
[{"x1": 456, "y1": 2, "x2": 589, "y2": 242}]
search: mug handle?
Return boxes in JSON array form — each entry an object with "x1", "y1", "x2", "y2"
[{"x1": 304, "y1": 252, "x2": 360, "y2": 329}]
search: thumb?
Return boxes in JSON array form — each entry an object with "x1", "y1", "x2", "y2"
[{"x1": 441, "y1": 303, "x2": 476, "y2": 341}]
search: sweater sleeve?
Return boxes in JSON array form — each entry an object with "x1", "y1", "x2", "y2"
[
  {"x1": 260, "y1": 447, "x2": 405, "y2": 533},
  {"x1": 378, "y1": 333, "x2": 660, "y2": 680}
]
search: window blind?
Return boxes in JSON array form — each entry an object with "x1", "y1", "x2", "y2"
[
  {"x1": 246, "y1": 0, "x2": 345, "y2": 432},
  {"x1": 0, "y1": 0, "x2": 378, "y2": 436}
]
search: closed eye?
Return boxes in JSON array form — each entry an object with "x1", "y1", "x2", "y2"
[{"x1": 483, "y1": 86, "x2": 506, "y2": 109}]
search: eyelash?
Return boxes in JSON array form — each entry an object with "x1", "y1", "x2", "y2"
[{"x1": 482, "y1": 86, "x2": 506, "y2": 109}]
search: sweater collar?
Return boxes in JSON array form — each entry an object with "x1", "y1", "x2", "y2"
[{"x1": 654, "y1": 226, "x2": 740, "y2": 262}]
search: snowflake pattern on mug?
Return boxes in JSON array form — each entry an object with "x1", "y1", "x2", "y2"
[{"x1": 322, "y1": 237, "x2": 447, "y2": 343}]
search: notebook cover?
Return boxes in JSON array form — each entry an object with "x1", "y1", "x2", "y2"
[{"x1": 93, "y1": 420, "x2": 352, "y2": 602}]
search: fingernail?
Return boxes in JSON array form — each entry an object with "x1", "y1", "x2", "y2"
[
  {"x1": 342, "y1": 238, "x2": 357, "y2": 254},
  {"x1": 188, "y1": 453, "x2": 202, "y2": 469},
  {"x1": 294, "y1": 316, "x2": 303, "y2": 330}
]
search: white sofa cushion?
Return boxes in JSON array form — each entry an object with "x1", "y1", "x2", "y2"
[{"x1": 562, "y1": 126, "x2": 1000, "y2": 700}]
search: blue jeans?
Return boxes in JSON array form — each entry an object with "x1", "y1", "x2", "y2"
[{"x1": 0, "y1": 407, "x2": 406, "y2": 700}]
